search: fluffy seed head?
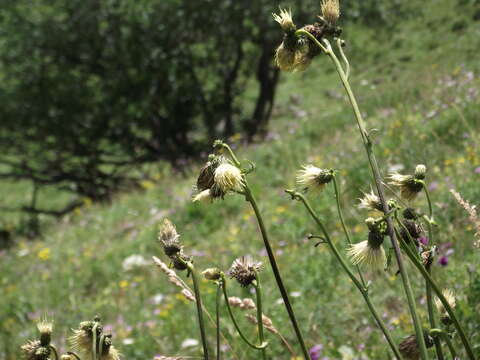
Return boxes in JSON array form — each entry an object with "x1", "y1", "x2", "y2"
[
  {"x1": 159, "y1": 219, "x2": 182, "y2": 257},
  {"x1": 321, "y1": 0, "x2": 340, "y2": 24},
  {"x1": 388, "y1": 172, "x2": 423, "y2": 200},
  {"x1": 296, "y1": 165, "x2": 333, "y2": 192},
  {"x1": 347, "y1": 240, "x2": 386, "y2": 270},
  {"x1": 228, "y1": 256, "x2": 262, "y2": 287},
  {"x1": 414, "y1": 164, "x2": 427, "y2": 180},
  {"x1": 202, "y1": 268, "x2": 222, "y2": 281},
  {"x1": 272, "y1": 8, "x2": 296, "y2": 33},
  {"x1": 275, "y1": 42, "x2": 297, "y2": 72},
  {"x1": 192, "y1": 189, "x2": 213, "y2": 203},
  {"x1": 359, "y1": 190, "x2": 383, "y2": 211},
  {"x1": 37, "y1": 318, "x2": 53, "y2": 346},
  {"x1": 214, "y1": 163, "x2": 244, "y2": 192}
]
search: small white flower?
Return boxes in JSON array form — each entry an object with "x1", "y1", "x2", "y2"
[
  {"x1": 214, "y1": 163, "x2": 244, "y2": 192},
  {"x1": 122, "y1": 338, "x2": 135, "y2": 345},
  {"x1": 181, "y1": 338, "x2": 199, "y2": 348},
  {"x1": 122, "y1": 254, "x2": 150, "y2": 271}
]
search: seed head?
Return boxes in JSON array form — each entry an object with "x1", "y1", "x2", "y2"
[
  {"x1": 320, "y1": 0, "x2": 340, "y2": 25},
  {"x1": 192, "y1": 189, "x2": 213, "y2": 203},
  {"x1": 358, "y1": 190, "x2": 383, "y2": 211},
  {"x1": 399, "y1": 333, "x2": 434, "y2": 360},
  {"x1": 414, "y1": 164, "x2": 427, "y2": 180},
  {"x1": 348, "y1": 222, "x2": 386, "y2": 270},
  {"x1": 435, "y1": 289, "x2": 456, "y2": 325},
  {"x1": 272, "y1": 8, "x2": 296, "y2": 33},
  {"x1": 388, "y1": 172, "x2": 423, "y2": 200},
  {"x1": 37, "y1": 318, "x2": 53, "y2": 346},
  {"x1": 159, "y1": 219, "x2": 182, "y2": 257},
  {"x1": 228, "y1": 256, "x2": 262, "y2": 287},
  {"x1": 214, "y1": 163, "x2": 244, "y2": 192},
  {"x1": 69, "y1": 320, "x2": 102, "y2": 356},
  {"x1": 196, "y1": 156, "x2": 225, "y2": 191},
  {"x1": 296, "y1": 165, "x2": 333, "y2": 192},
  {"x1": 202, "y1": 268, "x2": 222, "y2": 281},
  {"x1": 21, "y1": 340, "x2": 41, "y2": 360}
]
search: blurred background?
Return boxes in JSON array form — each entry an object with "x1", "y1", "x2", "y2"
[{"x1": 1, "y1": 0, "x2": 479, "y2": 359}]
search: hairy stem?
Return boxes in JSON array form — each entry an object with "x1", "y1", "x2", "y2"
[
  {"x1": 188, "y1": 263, "x2": 210, "y2": 359},
  {"x1": 294, "y1": 30, "x2": 429, "y2": 359},
  {"x1": 287, "y1": 190, "x2": 402, "y2": 359}
]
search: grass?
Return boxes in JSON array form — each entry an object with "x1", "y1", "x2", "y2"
[{"x1": 1, "y1": 0, "x2": 480, "y2": 358}]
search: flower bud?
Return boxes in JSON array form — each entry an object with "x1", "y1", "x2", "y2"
[
  {"x1": 414, "y1": 164, "x2": 427, "y2": 179},
  {"x1": 320, "y1": 0, "x2": 340, "y2": 25},
  {"x1": 202, "y1": 268, "x2": 222, "y2": 281},
  {"x1": 272, "y1": 8, "x2": 296, "y2": 33}
]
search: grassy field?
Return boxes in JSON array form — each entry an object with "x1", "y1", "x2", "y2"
[{"x1": 1, "y1": 0, "x2": 480, "y2": 359}]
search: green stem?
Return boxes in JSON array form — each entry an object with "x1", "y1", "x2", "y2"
[
  {"x1": 253, "y1": 272, "x2": 267, "y2": 360},
  {"x1": 188, "y1": 263, "x2": 210, "y2": 359},
  {"x1": 288, "y1": 190, "x2": 402, "y2": 359},
  {"x1": 49, "y1": 345, "x2": 59, "y2": 360},
  {"x1": 332, "y1": 175, "x2": 367, "y2": 288},
  {"x1": 218, "y1": 141, "x2": 309, "y2": 360},
  {"x1": 430, "y1": 329, "x2": 457, "y2": 359},
  {"x1": 220, "y1": 275, "x2": 267, "y2": 350},
  {"x1": 296, "y1": 32, "x2": 429, "y2": 359},
  {"x1": 216, "y1": 283, "x2": 222, "y2": 360},
  {"x1": 91, "y1": 323, "x2": 98, "y2": 360},
  {"x1": 394, "y1": 225, "x2": 475, "y2": 359}
]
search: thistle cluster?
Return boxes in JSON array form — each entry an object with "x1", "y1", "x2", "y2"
[
  {"x1": 193, "y1": 155, "x2": 244, "y2": 203},
  {"x1": 273, "y1": 1, "x2": 342, "y2": 72},
  {"x1": 158, "y1": 219, "x2": 191, "y2": 271}
]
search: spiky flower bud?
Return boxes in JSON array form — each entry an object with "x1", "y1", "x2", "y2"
[
  {"x1": 296, "y1": 165, "x2": 333, "y2": 193},
  {"x1": 388, "y1": 171, "x2": 423, "y2": 200},
  {"x1": 320, "y1": 0, "x2": 340, "y2": 25},
  {"x1": 272, "y1": 8, "x2": 296, "y2": 33},
  {"x1": 37, "y1": 318, "x2": 53, "y2": 346},
  {"x1": 159, "y1": 219, "x2": 182, "y2": 257},
  {"x1": 359, "y1": 190, "x2": 383, "y2": 211},
  {"x1": 399, "y1": 332, "x2": 434, "y2": 360},
  {"x1": 228, "y1": 256, "x2": 262, "y2": 287},
  {"x1": 414, "y1": 164, "x2": 427, "y2": 180},
  {"x1": 202, "y1": 268, "x2": 222, "y2": 281},
  {"x1": 214, "y1": 163, "x2": 244, "y2": 192},
  {"x1": 435, "y1": 289, "x2": 456, "y2": 325}
]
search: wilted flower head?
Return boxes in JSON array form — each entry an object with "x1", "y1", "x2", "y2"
[
  {"x1": 69, "y1": 319, "x2": 102, "y2": 355},
  {"x1": 214, "y1": 163, "x2": 244, "y2": 192},
  {"x1": 196, "y1": 156, "x2": 225, "y2": 192},
  {"x1": 272, "y1": 8, "x2": 296, "y2": 33},
  {"x1": 399, "y1": 333, "x2": 434, "y2": 360},
  {"x1": 435, "y1": 289, "x2": 456, "y2": 325},
  {"x1": 320, "y1": 0, "x2": 340, "y2": 25},
  {"x1": 228, "y1": 256, "x2": 262, "y2": 287},
  {"x1": 202, "y1": 268, "x2": 222, "y2": 281},
  {"x1": 347, "y1": 218, "x2": 386, "y2": 270},
  {"x1": 159, "y1": 219, "x2": 182, "y2": 257},
  {"x1": 358, "y1": 190, "x2": 383, "y2": 211},
  {"x1": 388, "y1": 171, "x2": 423, "y2": 200},
  {"x1": 296, "y1": 165, "x2": 333, "y2": 192}
]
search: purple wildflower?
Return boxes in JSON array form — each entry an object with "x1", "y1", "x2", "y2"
[
  {"x1": 475, "y1": 167, "x2": 480, "y2": 174},
  {"x1": 309, "y1": 344, "x2": 323, "y2": 360},
  {"x1": 439, "y1": 256, "x2": 449, "y2": 266},
  {"x1": 419, "y1": 236, "x2": 429, "y2": 246}
]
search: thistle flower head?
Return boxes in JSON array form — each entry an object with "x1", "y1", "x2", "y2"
[
  {"x1": 159, "y1": 219, "x2": 182, "y2": 257},
  {"x1": 171, "y1": 252, "x2": 191, "y2": 271},
  {"x1": 347, "y1": 239, "x2": 386, "y2": 270},
  {"x1": 202, "y1": 267, "x2": 222, "y2": 281},
  {"x1": 275, "y1": 41, "x2": 297, "y2": 72},
  {"x1": 196, "y1": 156, "x2": 226, "y2": 191},
  {"x1": 296, "y1": 165, "x2": 333, "y2": 192},
  {"x1": 228, "y1": 256, "x2": 262, "y2": 287},
  {"x1": 399, "y1": 332, "x2": 434, "y2": 360},
  {"x1": 192, "y1": 189, "x2": 213, "y2": 203},
  {"x1": 21, "y1": 340, "x2": 42, "y2": 360},
  {"x1": 435, "y1": 289, "x2": 456, "y2": 325},
  {"x1": 272, "y1": 8, "x2": 296, "y2": 33},
  {"x1": 414, "y1": 164, "x2": 427, "y2": 180},
  {"x1": 61, "y1": 355, "x2": 74, "y2": 360},
  {"x1": 388, "y1": 172, "x2": 423, "y2": 200},
  {"x1": 99, "y1": 336, "x2": 121, "y2": 360},
  {"x1": 214, "y1": 163, "x2": 244, "y2": 192},
  {"x1": 400, "y1": 219, "x2": 423, "y2": 244},
  {"x1": 320, "y1": 0, "x2": 340, "y2": 25},
  {"x1": 37, "y1": 318, "x2": 53, "y2": 346},
  {"x1": 69, "y1": 319, "x2": 102, "y2": 355},
  {"x1": 358, "y1": 190, "x2": 383, "y2": 211}
]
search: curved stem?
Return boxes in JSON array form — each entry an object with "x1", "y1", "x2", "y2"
[
  {"x1": 67, "y1": 352, "x2": 82, "y2": 360},
  {"x1": 336, "y1": 38, "x2": 350, "y2": 79},
  {"x1": 220, "y1": 276, "x2": 267, "y2": 350},
  {"x1": 49, "y1": 345, "x2": 59, "y2": 360},
  {"x1": 91, "y1": 323, "x2": 98, "y2": 360},
  {"x1": 332, "y1": 175, "x2": 367, "y2": 288},
  {"x1": 253, "y1": 273, "x2": 267, "y2": 360},
  {"x1": 288, "y1": 190, "x2": 402, "y2": 359},
  {"x1": 394, "y1": 225, "x2": 475, "y2": 359},
  {"x1": 216, "y1": 283, "x2": 222, "y2": 360},
  {"x1": 188, "y1": 263, "x2": 209, "y2": 359},
  {"x1": 313, "y1": 37, "x2": 429, "y2": 360}
]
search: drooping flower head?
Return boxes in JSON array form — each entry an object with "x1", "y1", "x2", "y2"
[
  {"x1": 296, "y1": 165, "x2": 333, "y2": 193},
  {"x1": 228, "y1": 256, "x2": 262, "y2": 287},
  {"x1": 69, "y1": 319, "x2": 103, "y2": 356},
  {"x1": 196, "y1": 156, "x2": 226, "y2": 192},
  {"x1": 388, "y1": 165, "x2": 426, "y2": 200},
  {"x1": 214, "y1": 163, "x2": 244, "y2": 192},
  {"x1": 358, "y1": 190, "x2": 383, "y2": 211},
  {"x1": 347, "y1": 218, "x2": 386, "y2": 270},
  {"x1": 435, "y1": 289, "x2": 456, "y2": 325},
  {"x1": 272, "y1": 8, "x2": 296, "y2": 33},
  {"x1": 158, "y1": 219, "x2": 182, "y2": 257}
]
